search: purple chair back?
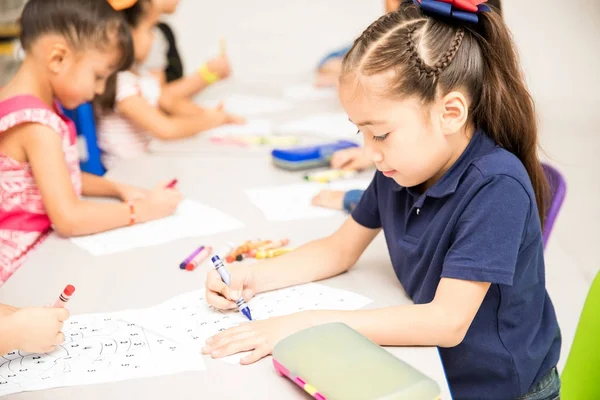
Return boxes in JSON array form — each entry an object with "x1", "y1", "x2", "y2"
[{"x1": 542, "y1": 163, "x2": 567, "y2": 247}]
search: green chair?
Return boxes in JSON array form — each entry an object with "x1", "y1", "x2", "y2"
[{"x1": 561, "y1": 271, "x2": 600, "y2": 399}]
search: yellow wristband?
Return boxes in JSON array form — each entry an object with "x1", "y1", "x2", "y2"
[{"x1": 198, "y1": 64, "x2": 219, "y2": 84}]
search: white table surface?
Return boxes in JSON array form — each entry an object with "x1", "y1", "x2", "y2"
[{"x1": 0, "y1": 154, "x2": 451, "y2": 399}]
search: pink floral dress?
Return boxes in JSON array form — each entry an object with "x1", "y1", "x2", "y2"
[{"x1": 0, "y1": 95, "x2": 82, "y2": 285}]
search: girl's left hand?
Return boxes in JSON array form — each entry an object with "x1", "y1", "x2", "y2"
[
  {"x1": 115, "y1": 183, "x2": 150, "y2": 202},
  {"x1": 202, "y1": 312, "x2": 313, "y2": 365}
]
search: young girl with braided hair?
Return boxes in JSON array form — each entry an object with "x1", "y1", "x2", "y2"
[{"x1": 203, "y1": 1, "x2": 561, "y2": 398}]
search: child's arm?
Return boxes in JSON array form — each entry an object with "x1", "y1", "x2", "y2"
[
  {"x1": 81, "y1": 172, "x2": 120, "y2": 198},
  {"x1": 0, "y1": 304, "x2": 18, "y2": 317},
  {"x1": 310, "y1": 278, "x2": 490, "y2": 347},
  {"x1": 0, "y1": 307, "x2": 69, "y2": 354},
  {"x1": 158, "y1": 90, "x2": 242, "y2": 123},
  {"x1": 161, "y1": 73, "x2": 209, "y2": 100},
  {"x1": 205, "y1": 217, "x2": 380, "y2": 309},
  {"x1": 204, "y1": 218, "x2": 490, "y2": 364},
  {"x1": 161, "y1": 55, "x2": 231, "y2": 100},
  {"x1": 23, "y1": 124, "x2": 181, "y2": 236},
  {"x1": 118, "y1": 95, "x2": 238, "y2": 140},
  {"x1": 80, "y1": 172, "x2": 149, "y2": 201},
  {"x1": 203, "y1": 277, "x2": 490, "y2": 364}
]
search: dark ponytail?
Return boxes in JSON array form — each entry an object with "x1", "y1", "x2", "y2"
[{"x1": 467, "y1": 11, "x2": 548, "y2": 225}]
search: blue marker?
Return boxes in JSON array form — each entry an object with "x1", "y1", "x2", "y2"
[{"x1": 210, "y1": 255, "x2": 253, "y2": 321}]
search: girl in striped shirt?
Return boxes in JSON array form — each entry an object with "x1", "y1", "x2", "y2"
[{"x1": 95, "y1": 0, "x2": 242, "y2": 170}]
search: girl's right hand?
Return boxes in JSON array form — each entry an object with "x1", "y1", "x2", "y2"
[
  {"x1": 9, "y1": 307, "x2": 69, "y2": 353},
  {"x1": 206, "y1": 263, "x2": 256, "y2": 310},
  {"x1": 135, "y1": 182, "x2": 183, "y2": 223},
  {"x1": 330, "y1": 147, "x2": 372, "y2": 171}
]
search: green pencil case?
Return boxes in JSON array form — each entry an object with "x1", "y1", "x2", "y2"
[{"x1": 272, "y1": 323, "x2": 441, "y2": 400}]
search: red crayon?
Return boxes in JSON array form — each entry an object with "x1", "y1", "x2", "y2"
[
  {"x1": 54, "y1": 285, "x2": 75, "y2": 308},
  {"x1": 185, "y1": 246, "x2": 213, "y2": 271}
]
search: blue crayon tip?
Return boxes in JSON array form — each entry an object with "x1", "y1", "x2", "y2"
[{"x1": 241, "y1": 307, "x2": 252, "y2": 321}]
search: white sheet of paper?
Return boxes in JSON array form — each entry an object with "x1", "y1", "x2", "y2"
[
  {"x1": 204, "y1": 119, "x2": 273, "y2": 138},
  {"x1": 0, "y1": 312, "x2": 205, "y2": 397},
  {"x1": 276, "y1": 113, "x2": 357, "y2": 138},
  {"x1": 202, "y1": 94, "x2": 293, "y2": 116},
  {"x1": 123, "y1": 283, "x2": 372, "y2": 365},
  {"x1": 283, "y1": 84, "x2": 337, "y2": 100},
  {"x1": 71, "y1": 200, "x2": 244, "y2": 255},
  {"x1": 245, "y1": 179, "x2": 373, "y2": 221}
]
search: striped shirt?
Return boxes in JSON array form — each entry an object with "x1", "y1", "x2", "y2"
[{"x1": 97, "y1": 70, "x2": 161, "y2": 170}]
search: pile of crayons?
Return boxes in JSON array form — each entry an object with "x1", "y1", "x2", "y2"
[
  {"x1": 224, "y1": 239, "x2": 293, "y2": 263},
  {"x1": 179, "y1": 245, "x2": 213, "y2": 271}
]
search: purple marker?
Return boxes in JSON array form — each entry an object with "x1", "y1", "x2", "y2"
[{"x1": 179, "y1": 246, "x2": 205, "y2": 269}]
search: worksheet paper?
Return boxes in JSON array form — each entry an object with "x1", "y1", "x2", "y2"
[
  {"x1": 0, "y1": 312, "x2": 205, "y2": 397},
  {"x1": 276, "y1": 113, "x2": 357, "y2": 138},
  {"x1": 201, "y1": 94, "x2": 293, "y2": 116},
  {"x1": 283, "y1": 84, "x2": 337, "y2": 100},
  {"x1": 70, "y1": 200, "x2": 244, "y2": 255},
  {"x1": 245, "y1": 179, "x2": 373, "y2": 221},
  {"x1": 123, "y1": 283, "x2": 373, "y2": 365}
]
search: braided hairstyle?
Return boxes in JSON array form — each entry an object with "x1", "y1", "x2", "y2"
[{"x1": 341, "y1": 0, "x2": 549, "y2": 226}]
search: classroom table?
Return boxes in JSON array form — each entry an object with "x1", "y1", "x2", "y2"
[{"x1": 0, "y1": 140, "x2": 452, "y2": 398}]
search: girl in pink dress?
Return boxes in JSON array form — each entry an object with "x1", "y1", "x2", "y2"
[
  {"x1": 0, "y1": 0, "x2": 182, "y2": 287},
  {"x1": 0, "y1": 0, "x2": 184, "y2": 356}
]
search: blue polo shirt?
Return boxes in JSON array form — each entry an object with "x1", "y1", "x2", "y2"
[{"x1": 352, "y1": 131, "x2": 561, "y2": 399}]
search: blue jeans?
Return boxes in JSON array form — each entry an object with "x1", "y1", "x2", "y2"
[{"x1": 518, "y1": 368, "x2": 560, "y2": 400}]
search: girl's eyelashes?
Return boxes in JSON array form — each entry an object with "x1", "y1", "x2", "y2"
[
  {"x1": 372, "y1": 133, "x2": 389, "y2": 142},
  {"x1": 355, "y1": 128, "x2": 389, "y2": 142}
]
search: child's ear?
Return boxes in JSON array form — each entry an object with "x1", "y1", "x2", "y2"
[
  {"x1": 440, "y1": 91, "x2": 469, "y2": 135},
  {"x1": 47, "y1": 43, "x2": 69, "y2": 74}
]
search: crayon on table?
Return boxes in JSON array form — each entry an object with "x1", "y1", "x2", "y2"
[
  {"x1": 255, "y1": 248, "x2": 295, "y2": 260},
  {"x1": 227, "y1": 240, "x2": 270, "y2": 263},
  {"x1": 54, "y1": 285, "x2": 76, "y2": 308},
  {"x1": 179, "y1": 246, "x2": 205, "y2": 269},
  {"x1": 185, "y1": 246, "x2": 213, "y2": 271},
  {"x1": 249, "y1": 239, "x2": 290, "y2": 257},
  {"x1": 304, "y1": 169, "x2": 357, "y2": 183}
]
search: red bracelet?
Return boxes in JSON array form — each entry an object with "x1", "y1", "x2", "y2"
[{"x1": 127, "y1": 200, "x2": 136, "y2": 226}]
